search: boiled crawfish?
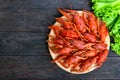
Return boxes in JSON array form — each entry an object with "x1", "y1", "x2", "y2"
[{"x1": 48, "y1": 9, "x2": 109, "y2": 73}]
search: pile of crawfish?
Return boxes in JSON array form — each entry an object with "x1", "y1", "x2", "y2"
[{"x1": 48, "y1": 9, "x2": 109, "y2": 72}]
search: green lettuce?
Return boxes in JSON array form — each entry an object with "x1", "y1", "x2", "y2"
[
  {"x1": 92, "y1": 0, "x2": 120, "y2": 27},
  {"x1": 110, "y1": 15, "x2": 120, "y2": 36},
  {"x1": 92, "y1": 0, "x2": 119, "y2": 3},
  {"x1": 92, "y1": 0, "x2": 120, "y2": 55},
  {"x1": 111, "y1": 42, "x2": 120, "y2": 55}
]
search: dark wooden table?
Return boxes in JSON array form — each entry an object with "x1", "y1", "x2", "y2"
[{"x1": 0, "y1": 0, "x2": 120, "y2": 80}]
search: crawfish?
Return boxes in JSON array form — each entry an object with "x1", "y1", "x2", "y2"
[
  {"x1": 54, "y1": 55, "x2": 81, "y2": 68},
  {"x1": 99, "y1": 22, "x2": 108, "y2": 42},
  {"x1": 57, "y1": 47, "x2": 73, "y2": 55},
  {"x1": 93, "y1": 42, "x2": 108, "y2": 50},
  {"x1": 52, "y1": 38, "x2": 64, "y2": 45},
  {"x1": 60, "y1": 29, "x2": 79, "y2": 39},
  {"x1": 84, "y1": 33, "x2": 97, "y2": 42},
  {"x1": 80, "y1": 56, "x2": 98, "y2": 72},
  {"x1": 48, "y1": 37, "x2": 64, "y2": 49},
  {"x1": 97, "y1": 49, "x2": 109, "y2": 67},
  {"x1": 71, "y1": 39, "x2": 96, "y2": 50},
  {"x1": 56, "y1": 18, "x2": 73, "y2": 29},
  {"x1": 64, "y1": 55, "x2": 86, "y2": 68},
  {"x1": 71, "y1": 40, "x2": 85, "y2": 49},
  {"x1": 65, "y1": 56, "x2": 81, "y2": 66},
  {"x1": 73, "y1": 14, "x2": 87, "y2": 33},
  {"x1": 72, "y1": 56, "x2": 98, "y2": 72},
  {"x1": 48, "y1": 25, "x2": 63, "y2": 38},
  {"x1": 49, "y1": 26, "x2": 73, "y2": 47},
  {"x1": 79, "y1": 50, "x2": 98, "y2": 58},
  {"x1": 87, "y1": 11, "x2": 99, "y2": 37}
]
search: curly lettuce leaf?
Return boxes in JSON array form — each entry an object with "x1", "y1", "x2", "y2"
[
  {"x1": 114, "y1": 32, "x2": 120, "y2": 43},
  {"x1": 110, "y1": 15, "x2": 120, "y2": 55},
  {"x1": 92, "y1": 0, "x2": 119, "y2": 3},
  {"x1": 92, "y1": 0, "x2": 120, "y2": 55},
  {"x1": 92, "y1": 1, "x2": 120, "y2": 11},
  {"x1": 111, "y1": 42, "x2": 120, "y2": 55},
  {"x1": 92, "y1": 0, "x2": 120, "y2": 27},
  {"x1": 110, "y1": 15, "x2": 120, "y2": 36}
]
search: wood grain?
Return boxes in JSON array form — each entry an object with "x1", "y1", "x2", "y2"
[
  {"x1": 0, "y1": 0, "x2": 91, "y2": 31},
  {"x1": 0, "y1": 0, "x2": 119, "y2": 79},
  {"x1": 0, "y1": 32, "x2": 49, "y2": 56},
  {"x1": 0, "y1": 56, "x2": 120, "y2": 79}
]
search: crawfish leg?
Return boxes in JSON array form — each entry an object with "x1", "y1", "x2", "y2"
[{"x1": 58, "y1": 8, "x2": 72, "y2": 21}]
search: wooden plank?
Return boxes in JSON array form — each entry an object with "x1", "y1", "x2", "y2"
[
  {"x1": 0, "y1": 32, "x2": 49, "y2": 56},
  {"x1": 0, "y1": 32, "x2": 117, "y2": 56},
  {"x1": 0, "y1": 9, "x2": 54, "y2": 32},
  {"x1": 0, "y1": 0, "x2": 60, "y2": 9},
  {"x1": 0, "y1": 56, "x2": 119, "y2": 79},
  {"x1": 0, "y1": 0, "x2": 59, "y2": 31},
  {"x1": 0, "y1": 0, "x2": 91, "y2": 10},
  {"x1": 0, "y1": 0, "x2": 91, "y2": 31}
]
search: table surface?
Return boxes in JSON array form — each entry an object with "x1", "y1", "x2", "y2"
[{"x1": 0, "y1": 0, "x2": 120, "y2": 80}]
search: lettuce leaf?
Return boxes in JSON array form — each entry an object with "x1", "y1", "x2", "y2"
[
  {"x1": 111, "y1": 42, "x2": 120, "y2": 55},
  {"x1": 92, "y1": 0, "x2": 120, "y2": 27},
  {"x1": 92, "y1": 0, "x2": 119, "y2": 3},
  {"x1": 110, "y1": 15, "x2": 120, "y2": 36},
  {"x1": 92, "y1": 0, "x2": 120, "y2": 55}
]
